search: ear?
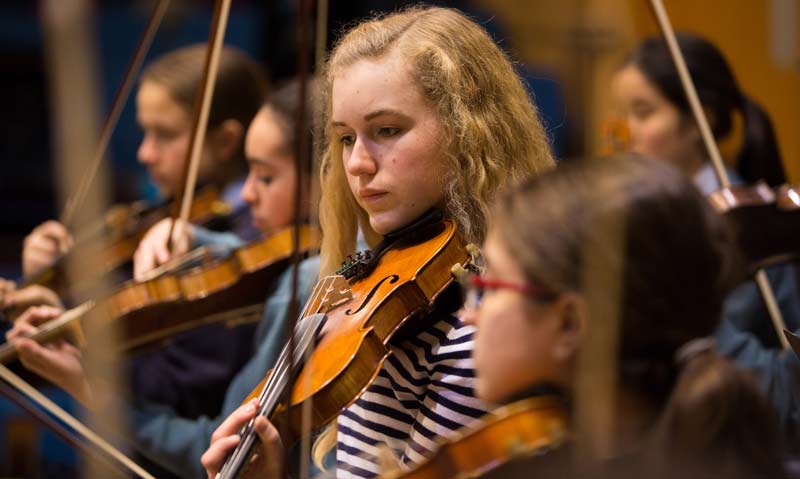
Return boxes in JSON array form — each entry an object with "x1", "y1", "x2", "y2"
[
  {"x1": 551, "y1": 293, "x2": 587, "y2": 362},
  {"x1": 208, "y1": 119, "x2": 244, "y2": 164}
]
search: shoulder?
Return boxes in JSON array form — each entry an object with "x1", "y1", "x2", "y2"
[
  {"x1": 264, "y1": 255, "x2": 321, "y2": 309},
  {"x1": 692, "y1": 163, "x2": 744, "y2": 194}
]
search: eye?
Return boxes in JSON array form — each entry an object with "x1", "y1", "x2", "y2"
[
  {"x1": 631, "y1": 104, "x2": 654, "y2": 120},
  {"x1": 153, "y1": 128, "x2": 180, "y2": 142},
  {"x1": 377, "y1": 127, "x2": 400, "y2": 138},
  {"x1": 259, "y1": 176, "x2": 274, "y2": 185},
  {"x1": 339, "y1": 134, "x2": 355, "y2": 147}
]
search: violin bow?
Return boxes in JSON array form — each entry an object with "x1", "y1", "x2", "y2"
[
  {"x1": 0, "y1": 363, "x2": 156, "y2": 479},
  {"x1": 648, "y1": 0, "x2": 790, "y2": 350},
  {"x1": 60, "y1": 0, "x2": 170, "y2": 228},
  {"x1": 166, "y1": 0, "x2": 232, "y2": 253},
  {"x1": 0, "y1": 379, "x2": 131, "y2": 477},
  {"x1": 279, "y1": 0, "x2": 318, "y2": 476}
]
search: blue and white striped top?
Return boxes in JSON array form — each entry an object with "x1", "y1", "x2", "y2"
[{"x1": 336, "y1": 313, "x2": 490, "y2": 478}]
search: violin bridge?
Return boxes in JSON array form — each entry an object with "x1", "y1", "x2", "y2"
[{"x1": 321, "y1": 275, "x2": 353, "y2": 310}]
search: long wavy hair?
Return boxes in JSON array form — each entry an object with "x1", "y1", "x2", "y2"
[{"x1": 317, "y1": 6, "x2": 555, "y2": 276}]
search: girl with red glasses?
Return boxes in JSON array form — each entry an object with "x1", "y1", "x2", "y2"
[{"x1": 458, "y1": 154, "x2": 787, "y2": 478}]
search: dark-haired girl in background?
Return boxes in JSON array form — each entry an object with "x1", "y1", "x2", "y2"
[{"x1": 613, "y1": 33, "x2": 800, "y2": 448}]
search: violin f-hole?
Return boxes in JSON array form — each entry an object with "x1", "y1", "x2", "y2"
[{"x1": 345, "y1": 274, "x2": 400, "y2": 316}]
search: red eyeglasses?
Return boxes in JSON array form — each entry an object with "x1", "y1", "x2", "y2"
[{"x1": 463, "y1": 274, "x2": 557, "y2": 311}]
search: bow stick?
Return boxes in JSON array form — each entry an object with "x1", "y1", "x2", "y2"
[
  {"x1": 649, "y1": 0, "x2": 790, "y2": 349},
  {"x1": 0, "y1": 363, "x2": 156, "y2": 479},
  {"x1": 61, "y1": 0, "x2": 170, "y2": 227},
  {"x1": 165, "y1": 0, "x2": 232, "y2": 252}
]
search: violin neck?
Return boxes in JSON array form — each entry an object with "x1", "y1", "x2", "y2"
[
  {"x1": 218, "y1": 311, "x2": 327, "y2": 479},
  {"x1": 217, "y1": 274, "x2": 352, "y2": 478},
  {"x1": 0, "y1": 301, "x2": 94, "y2": 365}
]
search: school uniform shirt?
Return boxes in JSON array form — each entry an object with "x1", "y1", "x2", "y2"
[
  {"x1": 694, "y1": 163, "x2": 800, "y2": 447},
  {"x1": 336, "y1": 286, "x2": 491, "y2": 478}
]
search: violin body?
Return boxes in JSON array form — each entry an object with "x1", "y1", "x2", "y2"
[
  {"x1": 242, "y1": 219, "x2": 468, "y2": 438},
  {"x1": 97, "y1": 224, "x2": 320, "y2": 350},
  {"x1": 0, "y1": 225, "x2": 320, "y2": 362},
  {"x1": 291, "y1": 219, "x2": 465, "y2": 435},
  {"x1": 385, "y1": 396, "x2": 568, "y2": 479},
  {"x1": 23, "y1": 185, "x2": 230, "y2": 302},
  {"x1": 708, "y1": 181, "x2": 800, "y2": 272}
]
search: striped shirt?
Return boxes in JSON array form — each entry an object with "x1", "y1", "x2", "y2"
[{"x1": 336, "y1": 313, "x2": 490, "y2": 478}]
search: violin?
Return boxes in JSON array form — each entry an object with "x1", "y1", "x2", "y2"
[
  {"x1": 383, "y1": 396, "x2": 568, "y2": 479},
  {"x1": 22, "y1": 185, "x2": 232, "y2": 303},
  {"x1": 0, "y1": 224, "x2": 320, "y2": 362},
  {"x1": 709, "y1": 181, "x2": 800, "y2": 357},
  {"x1": 218, "y1": 217, "x2": 470, "y2": 479},
  {"x1": 708, "y1": 181, "x2": 800, "y2": 273}
]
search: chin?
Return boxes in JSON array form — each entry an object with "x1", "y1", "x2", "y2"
[
  {"x1": 368, "y1": 213, "x2": 402, "y2": 236},
  {"x1": 368, "y1": 210, "x2": 421, "y2": 236}
]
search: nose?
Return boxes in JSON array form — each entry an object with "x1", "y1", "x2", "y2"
[
  {"x1": 241, "y1": 171, "x2": 257, "y2": 205},
  {"x1": 343, "y1": 137, "x2": 378, "y2": 178},
  {"x1": 137, "y1": 134, "x2": 157, "y2": 165}
]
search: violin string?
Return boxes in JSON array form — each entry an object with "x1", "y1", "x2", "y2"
[
  {"x1": 219, "y1": 276, "x2": 333, "y2": 477},
  {"x1": 221, "y1": 274, "x2": 337, "y2": 477},
  {"x1": 220, "y1": 313, "x2": 322, "y2": 478},
  {"x1": 137, "y1": 245, "x2": 211, "y2": 282}
]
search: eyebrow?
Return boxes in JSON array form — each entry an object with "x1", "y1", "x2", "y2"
[
  {"x1": 246, "y1": 157, "x2": 276, "y2": 168},
  {"x1": 331, "y1": 108, "x2": 406, "y2": 127}
]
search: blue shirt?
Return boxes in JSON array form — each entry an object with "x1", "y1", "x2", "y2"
[
  {"x1": 694, "y1": 163, "x2": 800, "y2": 444},
  {"x1": 127, "y1": 255, "x2": 320, "y2": 478}
]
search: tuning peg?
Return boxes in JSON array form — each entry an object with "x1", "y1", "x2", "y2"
[{"x1": 451, "y1": 263, "x2": 469, "y2": 283}]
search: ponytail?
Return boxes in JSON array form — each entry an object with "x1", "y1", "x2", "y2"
[
  {"x1": 626, "y1": 33, "x2": 788, "y2": 187},
  {"x1": 737, "y1": 95, "x2": 787, "y2": 186}
]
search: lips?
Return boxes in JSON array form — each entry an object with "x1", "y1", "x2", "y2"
[{"x1": 358, "y1": 188, "x2": 388, "y2": 204}]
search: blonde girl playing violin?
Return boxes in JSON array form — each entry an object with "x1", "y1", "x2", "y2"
[{"x1": 201, "y1": 6, "x2": 554, "y2": 479}]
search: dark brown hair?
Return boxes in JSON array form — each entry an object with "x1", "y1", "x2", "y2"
[
  {"x1": 262, "y1": 78, "x2": 319, "y2": 175},
  {"x1": 624, "y1": 33, "x2": 786, "y2": 187},
  {"x1": 492, "y1": 154, "x2": 784, "y2": 476},
  {"x1": 141, "y1": 44, "x2": 269, "y2": 167}
]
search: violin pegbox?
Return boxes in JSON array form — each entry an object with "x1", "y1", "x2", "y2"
[
  {"x1": 450, "y1": 243, "x2": 484, "y2": 286},
  {"x1": 335, "y1": 250, "x2": 374, "y2": 280}
]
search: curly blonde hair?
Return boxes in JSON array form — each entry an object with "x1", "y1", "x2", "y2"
[{"x1": 318, "y1": 6, "x2": 555, "y2": 276}]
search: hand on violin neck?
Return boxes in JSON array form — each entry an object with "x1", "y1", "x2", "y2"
[
  {"x1": 2, "y1": 285, "x2": 63, "y2": 317},
  {"x1": 202, "y1": 399, "x2": 285, "y2": 479},
  {"x1": 133, "y1": 217, "x2": 193, "y2": 281},
  {"x1": 22, "y1": 220, "x2": 74, "y2": 277},
  {"x1": 6, "y1": 306, "x2": 92, "y2": 405}
]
